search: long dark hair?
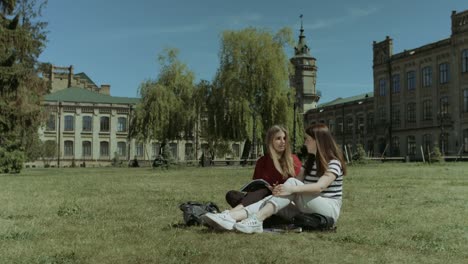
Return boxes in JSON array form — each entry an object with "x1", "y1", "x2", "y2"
[{"x1": 304, "y1": 124, "x2": 347, "y2": 176}]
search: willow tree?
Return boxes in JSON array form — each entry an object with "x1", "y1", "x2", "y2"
[
  {"x1": 212, "y1": 27, "x2": 295, "y2": 154},
  {"x1": 131, "y1": 48, "x2": 196, "y2": 155},
  {"x1": 0, "y1": 0, "x2": 48, "y2": 172}
]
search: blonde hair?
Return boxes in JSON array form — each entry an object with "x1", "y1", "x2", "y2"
[{"x1": 265, "y1": 125, "x2": 295, "y2": 179}]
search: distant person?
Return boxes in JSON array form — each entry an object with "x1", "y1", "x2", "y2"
[
  {"x1": 203, "y1": 124, "x2": 347, "y2": 233},
  {"x1": 222, "y1": 125, "x2": 302, "y2": 218}
]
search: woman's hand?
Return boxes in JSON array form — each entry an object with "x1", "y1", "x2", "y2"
[{"x1": 272, "y1": 184, "x2": 295, "y2": 196}]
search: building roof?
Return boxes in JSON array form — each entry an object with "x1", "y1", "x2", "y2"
[
  {"x1": 74, "y1": 72, "x2": 97, "y2": 87},
  {"x1": 318, "y1": 92, "x2": 374, "y2": 108},
  {"x1": 44, "y1": 87, "x2": 140, "y2": 105}
]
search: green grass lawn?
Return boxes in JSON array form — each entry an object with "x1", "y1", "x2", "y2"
[{"x1": 0, "y1": 163, "x2": 467, "y2": 264}]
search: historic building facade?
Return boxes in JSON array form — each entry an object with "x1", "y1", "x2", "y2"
[
  {"x1": 303, "y1": 10, "x2": 468, "y2": 160},
  {"x1": 35, "y1": 66, "x2": 244, "y2": 167}
]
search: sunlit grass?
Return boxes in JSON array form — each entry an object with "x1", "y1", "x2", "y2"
[{"x1": 0, "y1": 163, "x2": 467, "y2": 263}]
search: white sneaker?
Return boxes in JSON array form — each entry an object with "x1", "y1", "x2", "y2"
[
  {"x1": 201, "y1": 212, "x2": 236, "y2": 230},
  {"x1": 234, "y1": 214, "x2": 263, "y2": 234}
]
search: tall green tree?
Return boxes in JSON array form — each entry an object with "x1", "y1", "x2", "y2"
[
  {"x1": 0, "y1": 0, "x2": 48, "y2": 172},
  {"x1": 131, "y1": 48, "x2": 196, "y2": 149},
  {"x1": 212, "y1": 27, "x2": 295, "y2": 146}
]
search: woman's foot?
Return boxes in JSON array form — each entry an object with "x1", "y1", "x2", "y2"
[
  {"x1": 234, "y1": 214, "x2": 263, "y2": 234},
  {"x1": 201, "y1": 211, "x2": 236, "y2": 230}
]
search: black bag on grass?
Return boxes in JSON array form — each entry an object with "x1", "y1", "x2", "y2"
[
  {"x1": 292, "y1": 213, "x2": 335, "y2": 231},
  {"x1": 179, "y1": 201, "x2": 220, "y2": 226}
]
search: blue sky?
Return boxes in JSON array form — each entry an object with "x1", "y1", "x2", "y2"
[{"x1": 39, "y1": 0, "x2": 467, "y2": 103}]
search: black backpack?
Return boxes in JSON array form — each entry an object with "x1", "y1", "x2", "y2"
[
  {"x1": 179, "y1": 201, "x2": 220, "y2": 226},
  {"x1": 292, "y1": 213, "x2": 336, "y2": 231}
]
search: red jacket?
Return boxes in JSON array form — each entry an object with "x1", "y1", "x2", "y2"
[{"x1": 252, "y1": 154, "x2": 302, "y2": 185}]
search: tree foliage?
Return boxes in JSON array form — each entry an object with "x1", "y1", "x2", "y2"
[
  {"x1": 131, "y1": 48, "x2": 196, "y2": 144},
  {"x1": 211, "y1": 27, "x2": 295, "y2": 143},
  {"x1": 0, "y1": 0, "x2": 48, "y2": 172}
]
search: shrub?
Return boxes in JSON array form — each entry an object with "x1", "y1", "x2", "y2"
[
  {"x1": 430, "y1": 146, "x2": 444, "y2": 163},
  {"x1": 352, "y1": 144, "x2": 368, "y2": 164},
  {"x1": 0, "y1": 148, "x2": 24, "y2": 173}
]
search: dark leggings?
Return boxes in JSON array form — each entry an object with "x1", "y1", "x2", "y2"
[{"x1": 225, "y1": 188, "x2": 271, "y2": 208}]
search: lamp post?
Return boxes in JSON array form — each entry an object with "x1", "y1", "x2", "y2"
[
  {"x1": 288, "y1": 92, "x2": 300, "y2": 153},
  {"x1": 249, "y1": 91, "x2": 261, "y2": 159},
  {"x1": 437, "y1": 111, "x2": 448, "y2": 155}
]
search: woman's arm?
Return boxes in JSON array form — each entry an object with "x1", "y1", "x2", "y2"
[
  {"x1": 295, "y1": 167, "x2": 305, "y2": 182},
  {"x1": 273, "y1": 171, "x2": 336, "y2": 196}
]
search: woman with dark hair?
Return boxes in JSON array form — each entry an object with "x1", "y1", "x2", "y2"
[
  {"x1": 203, "y1": 124, "x2": 346, "y2": 233},
  {"x1": 225, "y1": 125, "x2": 302, "y2": 209}
]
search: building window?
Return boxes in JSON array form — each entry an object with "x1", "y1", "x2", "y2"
[
  {"x1": 407, "y1": 71, "x2": 416, "y2": 91},
  {"x1": 100, "y1": 141, "x2": 109, "y2": 157},
  {"x1": 392, "y1": 74, "x2": 400, "y2": 93},
  {"x1": 391, "y1": 105, "x2": 400, "y2": 128},
  {"x1": 464, "y1": 89, "x2": 468, "y2": 113},
  {"x1": 152, "y1": 143, "x2": 160, "y2": 158},
  {"x1": 82, "y1": 116, "x2": 92, "y2": 132},
  {"x1": 46, "y1": 114, "x2": 56, "y2": 131},
  {"x1": 422, "y1": 66, "x2": 432, "y2": 87},
  {"x1": 463, "y1": 129, "x2": 468, "y2": 153},
  {"x1": 407, "y1": 136, "x2": 416, "y2": 156},
  {"x1": 378, "y1": 107, "x2": 386, "y2": 123},
  {"x1": 422, "y1": 134, "x2": 432, "y2": 152},
  {"x1": 117, "y1": 117, "x2": 127, "y2": 132},
  {"x1": 117, "y1": 142, "x2": 126, "y2": 157},
  {"x1": 185, "y1": 143, "x2": 194, "y2": 160},
  {"x1": 64, "y1": 115, "x2": 74, "y2": 131},
  {"x1": 439, "y1": 97, "x2": 449, "y2": 115},
  {"x1": 64, "y1": 140, "x2": 74, "y2": 156},
  {"x1": 336, "y1": 118, "x2": 343, "y2": 134},
  {"x1": 439, "y1": 133, "x2": 448, "y2": 155},
  {"x1": 462, "y1": 49, "x2": 468, "y2": 73},
  {"x1": 366, "y1": 112, "x2": 374, "y2": 131},
  {"x1": 232, "y1": 144, "x2": 240, "y2": 157},
  {"x1": 439, "y1": 63, "x2": 449, "y2": 84},
  {"x1": 170, "y1": 143, "x2": 178, "y2": 160},
  {"x1": 422, "y1": 100, "x2": 432, "y2": 120},
  {"x1": 82, "y1": 141, "x2": 92, "y2": 157},
  {"x1": 135, "y1": 142, "x2": 144, "y2": 157},
  {"x1": 407, "y1": 102, "x2": 416, "y2": 123},
  {"x1": 379, "y1": 79, "x2": 386, "y2": 96},
  {"x1": 345, "y1": 117, "x2": 353, "y2": 134},
  {"x1": 100, "y1": 116, "x2": 110, "y2": 132},
  {"x1": 391, "y1": 136, "x2": 400, "y2": 156},
  {"x1": 357, "y1": 115, "x2": 364, "y2": 135},
  {"x1": 328, "y1": 119, "x2": 335, "y2": 133}
]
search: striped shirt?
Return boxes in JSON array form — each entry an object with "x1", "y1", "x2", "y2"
[{"x1": 303, "y1": 159, "x2": 343, "y2": 199}]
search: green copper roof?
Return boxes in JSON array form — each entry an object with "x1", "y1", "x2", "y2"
[
  {"x1": 318, "y1": 92, "x2": 374, "y2": 108},
  {"x1": 44, "y1": 87, "x2": 140, "y2": 104},
  {"x1": 74, "y1": 72, "x2": 97, "y2": 87}
]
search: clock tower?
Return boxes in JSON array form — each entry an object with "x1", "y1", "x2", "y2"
[{"x1": 290, "y1": 17, "x2": 319, "y2": 113}]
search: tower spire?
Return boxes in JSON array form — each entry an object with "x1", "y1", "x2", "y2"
[{"x1": 295, "y1": 14, "x2": 310, "y2": 56}]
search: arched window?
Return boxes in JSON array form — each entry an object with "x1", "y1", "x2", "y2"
[
  {"x1": 82, "y1": 141, "x2": 92, "y2": 157},
  {"x1": 100, "y1": 141, "x2": 109, "y2": 157},
  {"x1": 117, "y1": 142, "x2": 127, "y2": 157},
  {"x1": 100, "y1": 116, "x2": 110, "y2": 132},
  {"x1": 407, "y1": 136, "x2": 416, "y2": 156},
  {"x1": 64, "y1": 141, "x2": 74, "y2": 156},
  {"x1": 82, "y1": 116, "x2": 92, "y2": 132},
  {"x1": 117, "y1": 117, "x2": 127, "y2": 132},
  {"x1": 64, "y1": 115, "x2": 74, "y2": 131},
  {"x1": 462, "y1": 49, "x2": 468, "y2": 73}
]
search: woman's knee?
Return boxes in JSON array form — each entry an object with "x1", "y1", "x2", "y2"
[
  {"x1": 285, "y1": 177, "x2": 302, "y2": 186},
  {"x1": 225, "y1": 190, "x2": 244, "y2": 208}
]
